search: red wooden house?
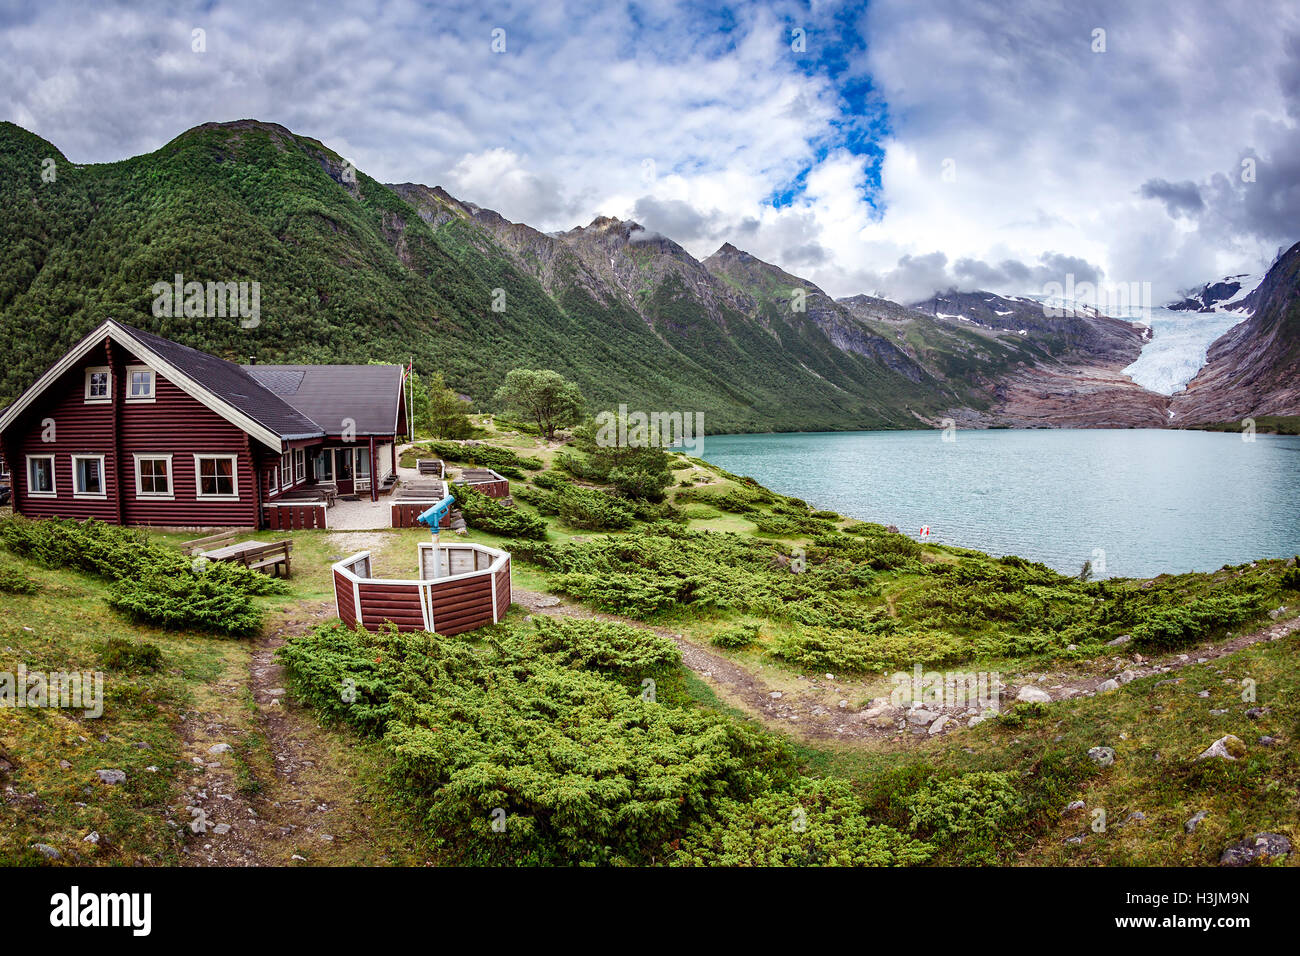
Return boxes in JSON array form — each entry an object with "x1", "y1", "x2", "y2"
[{"x1": 0, "y1": 320, "x2": 408, "y2": 528}]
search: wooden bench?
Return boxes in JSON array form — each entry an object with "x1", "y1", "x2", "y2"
[
  {"x1": 417, "y1": 459, "x2": 445, "y2": 477},
  {"x1": 238, "y1": 539, "x2": 293, "y2": 577},
  {"x1": 182, "y1": 529, "x2": 240, "y2": 555}
]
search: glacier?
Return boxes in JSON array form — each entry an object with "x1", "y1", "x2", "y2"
[{"x1": 1122, "y1": 306, "x2": 1248, "y2": 395}]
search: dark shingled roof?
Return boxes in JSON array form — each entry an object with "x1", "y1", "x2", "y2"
[
  {"x1": 114, "y1": 321, "x2": 324, "y2": 441},
  {"x1": 242, "y1": 364, "x2": 403, "y2": 436}
]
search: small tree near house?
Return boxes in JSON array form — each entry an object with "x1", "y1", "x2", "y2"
[
  {"x1": 494, "y1": 369, "x2": 584, "y2": 440},
  {"x1": 424, "y1": 372, "x2": 474, "y2": 439}
]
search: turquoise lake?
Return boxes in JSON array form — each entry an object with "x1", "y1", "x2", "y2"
[{"x1": 699, "y1": 429, "x2": 1300, "y2": 579}]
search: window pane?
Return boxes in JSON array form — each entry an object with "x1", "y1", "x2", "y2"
[
  {"x1": 199, "y1": 457, "x2": 235, "y2": 496},
  {"x1": 77, "y1": 458, "x2": 101, "y2": 494},
  {"x1": 140, "y1": 458, "x2": 169, "y2": 494},
  {"x1": 30, "y1": 458, "x2": 52, "y2": 492}
]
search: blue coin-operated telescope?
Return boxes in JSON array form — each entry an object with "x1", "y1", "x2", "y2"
[{"x1": 417, "y1": 495, "x2": 456, "y2": 578}]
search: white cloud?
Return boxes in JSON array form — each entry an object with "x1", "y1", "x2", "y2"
[{"x1": 1, "y1": 0, "x2": 1297, "y2": 306}]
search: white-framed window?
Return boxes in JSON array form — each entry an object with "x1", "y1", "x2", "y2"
[
  {"x1": 280, "y1": 452, "x2": 292, "y2": 485},
  {"x1": 26, "y1": 454, "x2": 56, "y2": 496},
  {"x1": 71, "y1": 454, "x2": 107, "y2": 499},
  {"x1": 294, "y1": 448, "x2": 306, "y2": 483},
  {"x1": 125, "y1": 366, "x2": 155, "y2": 402},
  {"x1": 314, "y1": 448, "x2": 333, "y2": 481},
  {"x1": 134, "y1": 454, "x2": 173, "y2": 499},
  {"x1": 84, "y1": 367, "x2": 111, "y2": 403},
  {"x1": 268, "y1": 463, "x2": 279, "y2": 495},
  {"x1": 194, "y1": 454, "x2": 239, "y2": 499}
]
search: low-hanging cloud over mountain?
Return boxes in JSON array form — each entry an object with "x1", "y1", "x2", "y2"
[{"x1": 2, "y1": 0, "x2": 1296, "y2": 306}]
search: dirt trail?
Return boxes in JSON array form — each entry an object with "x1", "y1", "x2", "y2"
[
  {"x1": 177, "y1": 600, "x2": 391, "y2": 866},
  {"x1": 512, "y1": 588, "x2": 1299, "y2": 745}
]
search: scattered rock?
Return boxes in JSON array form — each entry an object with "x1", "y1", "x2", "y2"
[
  {"x1": 769, "y1": 691, "x2": 782, "y2": 700},
  {"x1": 1185, "y1": 810, "x2": 1208, "y2": 834},
  {"x1": 1087, "y1": 746, "x2": 1116, "y2": 766},
  {"x1": 212, "y1": 823, "x2": 232, "y2": 835},
  {"x1": 928, "y1": 715, "x2": 951, "y2": 735},
  {"x1": 207, "y1": 744, "x2": 233, "y2": 755},
  {"x1": 1062, "y1": 800, "x2": 1086, "y2": 816},
  {"x1": 1258, "y1": 736, "x2": 1279, "y2": 747},
  {"x1": 83, "y1": 831, "x2": 100, "y2": 844},
  {"x1": 906, "y1": 708, "x2": 939, "y2": 725},
  {"x1": 1196, "y1": 735, "x2": 1246, "y2": 761},
  {"x1": 1107, "y1": 634, "x2": 1132, "y2": 647},
  {"x1": 1219, "y1": 832, "x2": 1291, "y2": 866},
  {"x1": 31, "y1": 843, "x2": 60, "y2": 860},
  {"x1": 95, "y1": 769, "x2": 126, "y2": 785},
  {"x1": 1122, "y1": 811, "x2": 1146, "y2": 825},
  {"x1": 1117, "y1": 670, "x2": 1139, "y2": 685},
  {"x1": 1016, "y1": 686, "x2": 1051, "y2": 704},
  {"x1": 1097, "y1": 679, "x2": 1119, "y2": 693},
  {"x1": 1245, "y1": 707, "x2": 1270, "y2": 720}
]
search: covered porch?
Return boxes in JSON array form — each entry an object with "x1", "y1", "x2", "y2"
[{"x1": 260, "y1": 445, "x2": 453, "y2": 531}]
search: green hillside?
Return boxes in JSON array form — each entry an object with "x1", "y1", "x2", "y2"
[{"x1": 0, "y1": 120, "x2": 944, "y2": 433}]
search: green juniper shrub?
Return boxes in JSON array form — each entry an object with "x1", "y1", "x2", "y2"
[
  {"x1": 106, "y1": 571, "x2": 266, "y2": 636},
  {"x1": 669, "y1": 778, "x2": 932, "y2": 866},
  {"x1": 555, "y1": 485, "x2": 635, "y2": 531},
  {"x1": 549, "y1": 571, "x2": 685, "y2": 616},
  {"x1": 619, "y1": 498, "x2": 683, "y2": 524},
  {"x1": 1130, "y1": 594, "x2": 1264, "y2": 650},
  {"x1": 515, "y1": 617, "x2": 685, "y2": 700},
  {"x1": 560, "y1": 416, "x2": 674, "y2": 501},
  {"x1": 0, "y1": 559, "x2": 38, "y2": 594},
  {"x1": 423, "y1": 440, "x2": 543, "y2": 472},
  {"x1": 904, "y1": 771, "x2": 1025, "y2": 863},
  {"x1": 511, "y1": 485, "x2": 561, "y2": 516},
  {"x1": 711, "y1": 624, "x2": 759, "y2": 649},
  {"x1": 278, "y1": 619, "x2": 793, "y2": 865},
  {"x1": 100, "y1": 637, "x2": 164, "y2": 672},
  {"x1": 454, "y1": 484, "x2": 548, "y2": 539},
  {"x1": 531, "y1": 471, "x2": 571, "y2": 491},
  {"x1": 0, "y1": 516, "x2": 284, "y2": 634},
  {"x1": 769, "y1": 625, "x2": 967, "y2": 674}
]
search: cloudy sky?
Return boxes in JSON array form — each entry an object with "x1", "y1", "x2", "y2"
[{"x1": 3, "y1": 0, "x2": 1298, "y2": 304}]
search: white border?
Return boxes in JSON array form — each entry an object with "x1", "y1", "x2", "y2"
[
  {"x1": 70, "y1": 453, "x2": 108, "y2": 499},
  {"x1": 83, "y1": 366, "x2": 111, "y2": 403},
  {"x1": 133, "y1": 453, "x2": 175, "y2": 500},
  {"x1": 124, "y1": 365, "x2": 156, "y2": 403},
  {"x1": 25, "y1": 453, "x2": 56, "y2": 497}
]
